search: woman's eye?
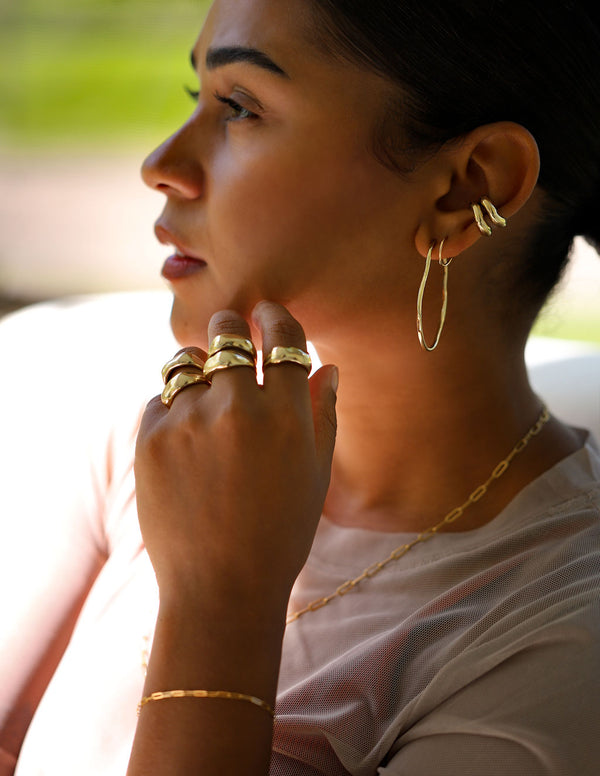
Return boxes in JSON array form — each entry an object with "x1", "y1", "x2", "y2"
[
  {"x1": 213, "y1": 91, "x2": 259, "y2": 122},
  {"x1": 183, "y1": 85, "x2": 259, "y2": 122}
]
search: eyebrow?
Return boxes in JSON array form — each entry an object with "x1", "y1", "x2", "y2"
[{"x1": 191, "y1": 47, "x2": 289, "y2": 78}]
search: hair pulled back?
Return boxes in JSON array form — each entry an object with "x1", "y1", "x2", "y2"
[{"x1": 308, "y1": 0, "x2": 600, "y2": 307}]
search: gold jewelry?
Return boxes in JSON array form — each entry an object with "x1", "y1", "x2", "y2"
[
  {"x1": 203, "y1": 350, "x2": 256, "y2": 381},
  {"x1": 416, "y1": 238, "x2": 453, "y2": 352},
  {"x1": 472, "y1": 198, "x2": 507, "y2": 236},
  {"x1": 481, "y1": 198, "x2": 507, "y2": 228},
  {"x1": 263, "y1": 346, "x2": 312, "y2": 374},
  {"x1": 161, "y1": 370, "x2": 209, "y2": 407},
  {"x1": 137, "y1": 690, "x2": 275, "y2": 718},
  {"x1": 472, "y1": 202, "x2": 493, "y2": 236},
  {"x1": 162, "y1": 350, "x2": 206, "y2": 384},
  {"x1": 287, "y1": 405, "x2": 550, "y2": 624},
  {"x1": 208, "y1": 334, "x2": 257, "y2": 361}
]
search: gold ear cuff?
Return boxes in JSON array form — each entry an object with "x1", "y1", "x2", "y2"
[{"x1": 472, "y1": 198, "x2": 507, "y2": 236}]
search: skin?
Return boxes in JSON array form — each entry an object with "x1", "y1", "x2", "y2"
[{"x1": 131, "y1": 0, "x2": 583, "y2": 772}]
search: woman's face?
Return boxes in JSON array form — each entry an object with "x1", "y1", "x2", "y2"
[{"x1": 142, "y1": 0, "x2": 419, "y2": 348}]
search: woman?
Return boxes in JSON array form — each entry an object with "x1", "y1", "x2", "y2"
[{"x1": 2, "y1": 0, "x2": 600, "y2": 774}]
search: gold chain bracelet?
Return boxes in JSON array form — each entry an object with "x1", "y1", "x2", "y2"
[{"x1": 137, "y1": 689, "x2": 275, "y2": 718}]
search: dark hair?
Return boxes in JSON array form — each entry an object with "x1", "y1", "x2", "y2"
[{"x1": 308, "y1": 0, "x2": 600, "y2": 310}]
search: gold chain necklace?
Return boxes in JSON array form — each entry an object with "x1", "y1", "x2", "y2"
[{"x1": 286, "y1": 405, "x2": 550, "y2": 624}]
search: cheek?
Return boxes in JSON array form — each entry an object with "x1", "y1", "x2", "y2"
[
  {"x1": 205, "y1": 155, "x2": 318, "y2": 296},
  {"x1": 202, "y1": 136, "x2": 408, "y2": 321},
  {"x1": 209, "y1": 147, "x2": 375, "y2": 268}
]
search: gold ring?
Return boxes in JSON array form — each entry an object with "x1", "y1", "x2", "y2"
[
  {"x1": 208, "y1": 334, "x2": 257, "y2": 361},
  {"x1": 263, "y1": 346, "x2": 312, "y2": 374},
  {"x1": 161, "y1": 351, "x2": 206, "y2": 384},
  {"x1": 203, "y1": 350, "x2": 256, "y2": 382},
  {"x1": 161, "y1": 370, "x2": 209, "y2": 408}
]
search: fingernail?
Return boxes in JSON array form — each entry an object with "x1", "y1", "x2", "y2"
[{"x1": 331, "y1": 366, "x2": 339, "y2": 393}]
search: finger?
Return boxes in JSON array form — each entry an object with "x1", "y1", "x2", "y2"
[
  {"x1": 205, "y1": 309, "x2": 258, "y2": 388},
  {"x1": 162, "y1": 345, "x2": 208, "y2": 382},
  {"x1": 159, "y1": 345, "x2": 211, "y2": 414},
  {"x1": 174, "y1": 346, "x2": 207, "y2": 360},
  {"x1": 252, "y1": 301, "x2": 310, "y2": 392},
  {"x1": 308, "y1": 365, "x2": 339, "y2": 473}
]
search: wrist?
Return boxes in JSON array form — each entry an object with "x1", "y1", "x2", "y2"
[
  {"x1": 144, "y1": 596, "x2": 286, "y2": 703},
  {"x1": 157, "y1": 572, "x2": 291, "y2": 631}
]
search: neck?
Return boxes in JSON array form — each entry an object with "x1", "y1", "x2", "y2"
[{"x1": 314, "y1": 326, "x2": 580, "y2": 534}]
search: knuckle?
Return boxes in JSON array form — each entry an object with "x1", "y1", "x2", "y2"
[
  {"x1": 208, "y1": 309, "x2": 249, "y2": 335},
  {"x1": 210, "y1": 393, "x2": 262, "y2": 435},
  {"x1": 137, "y1": 423, "x2": 167, "y2": 464},
  {"x1": 139, "y1": 406, "x2": 204, "y2": 459},
  {"x1": 268, "y1": 316, "x2": 304, "y2": 343}
]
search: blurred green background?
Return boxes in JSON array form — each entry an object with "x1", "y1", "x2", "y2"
[
  {"x1": 0, "y1": 0, "x2": 599, "y2": 341},
  {"x1": 0, "y1": 0, "x2": 210, "y2": 150}
]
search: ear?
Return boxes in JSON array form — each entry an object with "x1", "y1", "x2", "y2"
[{"x1": 414, "y1": 121, "x2": 540, "y2": 260}]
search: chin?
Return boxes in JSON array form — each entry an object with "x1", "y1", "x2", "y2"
[
  {"x1": 168, "y1": 292, "x2": 257, "y2": 349},
  {"x1": 169, "y1": 298, "x2": 211, "y2": 350}
]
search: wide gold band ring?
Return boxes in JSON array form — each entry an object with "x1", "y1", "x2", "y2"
[
  {"x1": 203, "y1": 350, "x2": 256, "y2": 382},
  {"x1": 161, "y1": 370, "x2": 209, "y2": 407},
  {"x1": 263, "y1": 346, "x2": 312, "y2": 374},
  {"x1": 161, "y1": 351, "x2": 206, "y2": 384},
  {"x1": 208, "y1": 334, "x2": 257, "y2": 361}
]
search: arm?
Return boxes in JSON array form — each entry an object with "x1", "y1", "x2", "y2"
[
  {"x1": 128, "y1": 302, "x2": 338, "y2": 776},
  {"x1": 0, "y1": 749, "x2": 17, "y2": 776},
  {"x1": 129, "y1": 597, "x2": 285, "y2": 775}
]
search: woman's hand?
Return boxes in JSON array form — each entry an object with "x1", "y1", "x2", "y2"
[
  {"x1": 130, "y1": 302, "x2": 337, "y2": 776},
  {"x1": 134, "y1": 301, "x2": 338, "y2": 617}
]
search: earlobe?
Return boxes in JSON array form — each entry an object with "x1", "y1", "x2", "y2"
[{"x1": 414, "y1": 121, "x2": 540, "y2": 260}]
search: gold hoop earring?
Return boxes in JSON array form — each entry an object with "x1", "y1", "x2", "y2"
[
  {"x1": 472, "y1": 202, "x2": 492, "y2": 236},
  {"x1": 481, "y1": 197, "x2": 507, "y2": 227},
  {"x1": 416, "y1": 238, "x2": 453, "y2": 352}
]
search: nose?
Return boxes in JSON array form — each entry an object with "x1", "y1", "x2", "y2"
[{"x1": 141, "y1": 120, "x2": 204, "y2": 200}]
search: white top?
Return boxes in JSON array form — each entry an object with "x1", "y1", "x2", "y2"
[
  {"x1": 1, "y1": 296, "x2": 599, "y2": 775},
  {"x1": 2, "y1": 407, "x2": 599, "y2": 775}
]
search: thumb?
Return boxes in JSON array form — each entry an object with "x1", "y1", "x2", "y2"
[{"x1": 309, "y1": 364, "x2": 338, "y2": 472}]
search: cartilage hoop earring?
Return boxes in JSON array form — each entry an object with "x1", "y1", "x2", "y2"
[
  {"x1": 481, "y1": 197, "x2": 507, "y2": 227},
  {"x1": 416, "y1": 238, "x2": 453, "y2": 352},
  {"x1": 472, "y1": 202, "x2": 492, "y2": 236}
]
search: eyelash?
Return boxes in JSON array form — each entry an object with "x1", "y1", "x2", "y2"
[{"x1": 184, "y1": 85, "x2": 258, "y2": 122}]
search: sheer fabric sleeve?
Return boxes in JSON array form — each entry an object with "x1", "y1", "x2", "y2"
[{"x1": 379, "y1": 603, "x2": 600, "y2": 776}]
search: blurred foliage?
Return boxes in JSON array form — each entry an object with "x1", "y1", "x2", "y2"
[
  {"x1": 533, "y1": 309, "x2": 600, "y2": 344},
  {"x1": 0, "y1": 0, "x2": 211, "y2": 149}
]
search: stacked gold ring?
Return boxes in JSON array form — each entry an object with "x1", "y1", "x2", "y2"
[
  {"x1": 204, "y1": 333, "x2": 258, "y2": 382},
  {"x1": 263, "y1": 346, "x2": 312, "y2": 374},
  {"x1": 203, "y1": 350, "x2": 256, "y2": 381},
  {"x1": 162, "y1": 350, "x2": 207, "y2": 384},
  {"x1": 161, "y1": 371, "x2": 209, "y2": 407},
  {"x1": 160, "y1": 339, "x2": 310, "y2": 406},
  {"x1": 161, "y1": 349, "x2": 209, "y2": 407},
  {"x1": 208, "y1": 334, "x2": 257, "y2": 361}
]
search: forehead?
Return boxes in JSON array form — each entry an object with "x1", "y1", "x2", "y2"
[{"x1": 199, "y1": 0, "x2": 318, "y2": 74}]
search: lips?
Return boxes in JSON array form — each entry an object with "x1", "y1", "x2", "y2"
[{"x1": 154, "y1": 223, "x2": 207, "y2": 281}]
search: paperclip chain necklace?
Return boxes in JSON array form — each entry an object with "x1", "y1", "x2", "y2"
[
  {"x1": 141, "y1": 405, "x2": 551, "y2": 672},
  {"x1": 286, "y1": 405, "x2": 550, "y2": 624}
]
